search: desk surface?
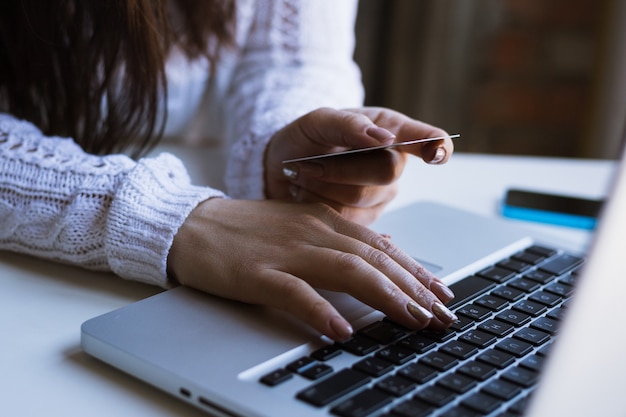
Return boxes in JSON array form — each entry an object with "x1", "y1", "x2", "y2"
[{"x1": 0, "y1": 152, "x2": 617, "y2": 417}]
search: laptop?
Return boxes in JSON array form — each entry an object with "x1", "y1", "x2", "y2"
[{"x1": 81, "y1": 150, "x2": 626, "y2": 417}]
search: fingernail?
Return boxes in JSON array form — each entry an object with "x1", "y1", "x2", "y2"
[
  {"x1": 432, "y1": 302, "x2": 458, "y2": 323},
  {"x1": 283, "y1": 164, "x2": 298, "y2": 180},
  {"x1": 330, "y1": 316, "x2": 353, "y2": 341},
  {"x1": 431, "y1": 280, "x2": 455, "y2": 301},
  {"x1": 366, "y1": 126, "x2": 396, "y2": 143},
  {"x1": 428, "y1": 147, "x2": 446, "y2": 164},
  {"x1": 406, "y1": 301, "x2": 434, "y2": 324}
]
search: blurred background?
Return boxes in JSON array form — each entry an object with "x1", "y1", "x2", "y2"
[{"x1": 354, "y1": 0, "x2": 626, "y2": 159}]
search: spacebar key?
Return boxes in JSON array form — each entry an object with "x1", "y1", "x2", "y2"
[{"x1": 296, "y1": 369, "x2": 371, "y2": 407}]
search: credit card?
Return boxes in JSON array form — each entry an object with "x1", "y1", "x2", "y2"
[{"x1": 282, "y1": 134, "x2": 460, "y2": 164}]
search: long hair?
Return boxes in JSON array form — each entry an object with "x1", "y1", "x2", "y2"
[{"x1": 0, "y1": 0, "x2": 236, "y2": 158}]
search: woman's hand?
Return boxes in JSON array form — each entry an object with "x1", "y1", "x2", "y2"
[
  {"x1": 265, "y1": 107, "x2": 454, "y2": 225},
  {"x1": 168, "y1": 198, "x2": 457, "y2": 342}
]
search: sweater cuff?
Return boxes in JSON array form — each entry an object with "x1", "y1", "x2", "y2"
[
  {"x1": 225, "y1": 112, "x2": 292, "y2": 200},
  {"x1": 105, "y1": 153, "x2": 225, "y2": 287}
]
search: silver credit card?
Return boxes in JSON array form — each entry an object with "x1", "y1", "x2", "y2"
[{"x1": 282, "y1": 134, "x2": 460, "y2": 164}]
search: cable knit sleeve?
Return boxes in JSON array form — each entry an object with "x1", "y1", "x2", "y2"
[
  {"x1": 224, "y1": 0, "x2": 365, "y2": 199},
  {"x1": 0, "y1": 114, "x2": 224, "y2": 286}
]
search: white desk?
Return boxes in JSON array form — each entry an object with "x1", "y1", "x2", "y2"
[{"x1": 0, "y1": 152, "x2": 617, "y2": 417}]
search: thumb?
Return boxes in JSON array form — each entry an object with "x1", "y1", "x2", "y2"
[{"x1": 299, "y1": 108, "x2": 396, "y2": 151}]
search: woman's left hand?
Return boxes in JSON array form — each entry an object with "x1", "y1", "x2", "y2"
[{"x1": 265, "y1": 107, "x2": 454, "y2": 225}]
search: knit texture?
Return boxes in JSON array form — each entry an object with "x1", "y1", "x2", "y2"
[{"x1": 0, "y1": 0, "x2": 363, "y2": 286}]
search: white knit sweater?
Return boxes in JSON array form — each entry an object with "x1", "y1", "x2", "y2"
[{"x1": 0, "y1": 0, "x2": 364, "y2": 287}]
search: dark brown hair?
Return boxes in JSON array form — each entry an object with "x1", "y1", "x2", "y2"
[{"x1": 0, "y1": 0, "x2": 236, "y2": 158}]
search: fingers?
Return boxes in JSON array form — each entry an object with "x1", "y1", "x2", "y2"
[
  {"x1": 297, "y1": 107, "x2": 397, "y2": 150},
  {"x1": 248, "y1": 269, "x2": 355, "y2": 341},
  {"x1": 283, "y1": 148, "x2": 407, "y2": 186}
]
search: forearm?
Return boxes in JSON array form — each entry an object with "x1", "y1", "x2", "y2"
[{"x1": 0, "y1": 114, "x2": 223, "y2": 286}]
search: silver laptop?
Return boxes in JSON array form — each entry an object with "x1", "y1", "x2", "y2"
[{"x1": 81, "y1": 150, "x2": 626, "y2": 417}]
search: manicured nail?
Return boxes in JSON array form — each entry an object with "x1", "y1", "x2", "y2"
[
  {"x1": 330, "y1": 316, "x2": 353, "y2": 341},
  {"x1": 283, "y1": 164, "x2": 298, "y2": 180},
  {"x1": 432, "y1": 302, "x2": 458, "y2": 323},
  {"x1": 431, "y1": 280, "x2": 455, "y2": 301},
  {"x1": 428, "y1": 147, "x2": 446, "y2": 164},
  {"x1": 366, "y1": 126, "x2": 396, "y2": 143},
  {"x1": 407, "y1": 301, "x2": 434, "y2": 324}
]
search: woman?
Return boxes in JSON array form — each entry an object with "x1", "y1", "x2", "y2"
[{"x1": 0, "y1": 0, "x2": 456, "y2": 341}]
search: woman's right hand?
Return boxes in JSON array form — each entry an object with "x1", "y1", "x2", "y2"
[{"x1": 167, "y1": 198, "x2": 457, "y2": 341}]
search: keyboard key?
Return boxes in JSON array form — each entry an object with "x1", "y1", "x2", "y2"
[
  {"x1": 376, "y1": 345, "x2": 416, "y2": 365},
  {"x1": 311, "y1": 344, "x2": 342, "y2": 361},
  {"x1": 539, "y1": 254, "x2": 583, "y2": 275},
  {"x1": 456, "y1": 304, "x2": 492, "y2": 321},
  {"x1": 450, "y1": 315, "x2": 475, "y2": 332},
  {"x1": 513, "y1": 250, "x2": 545, "y2": 265},
  {"x1": 439, "y1": 405, "x2": 482, "y2": 417},
  {"x1": 495, "y1": 309, "x2": 531, "y2": 327},
  {"x1": 547, "y1": 307, "x2": 568, "y2": 321},
  {"x1": 474, "y1": 294, "x2": 508, "y2": 311},
  {"x1": 301, "y1": 363, "x2": 333, "y2": 380},
  {"x1": 390, "y1": 399, "x2": 434, "y2": 417},
  {"x1": 545, "y1": 282, "x2": 575, "y2": 298},
  {"x1": 513, "y1": 327, "x2": 551, "y2": 346},
  {"x1": 507, "y1": 278, "x2": 540, "y2": 293},
  {"x1": 296, "y1": 369, "x2": 370, "y2": 407},
  {"x1": 477, "y1": 349, "x2": 516, "y2": 369},
  {"x1": 353, "y1": 356, "x2": 394, "y2": 377},
  {"x1": 477, "y1": 266, "x2": 517, "y2": 283},
  {"x1": 497, "y1": 259, "x2": 532, "y2": 273},
  {"x1": 359, "y1": 321, "x2": 407, "y2": 344},
  {"x1": 559, "y1": 272, "x2": 577, "y2": 286},
  {"x1": 396, "y1": 334, "x2": 437, "y2": 354},
  {"x1": 421, "y1": 328, "x2": 456, "y2": 342},
  {"x1": 287, "y1": 356, "x2": 316, "y2": 372},
  {"x1": 376, "y1": 375, "x2": 416, "y2": 397},
  {"x1": 457, "y1": 360, "x2": 497, "y2": 381},
  {"x1": 447, "y1": 276, "x2": 496, "y2": 309},
  {"x1": 397, "y1": 362, "x2": 438, "y2": 384},
  {"x1": 477, "y1": 319, "x2": 515, "y2": 337},
  {"x1": 491, "y1": 286, "x2": 525, "y2": 302},
  {"x1": 440, "y1": 340, "x2": 479, "y2": 360},
  {"x1": 526, "y1": 245, "x2": 557, "y2": 258},
  {"x1": 259, "y1": 368, "x2": 292, "y2": 386},
  {"x1": 420, "y1": 351, "x2": 459, "y2": 371},
  {"x1": 502, "y1": 366, "x2": 538, "y2": 388},
  {"x1": 531, "y1": 317, "x2": 560, "y2": 334},
  {"x1": 331, "y1": 388, "x2": 393, "y2": 417},
  {"x1": 482, "y1": 378, "x2": 522, "y2": 400},
  {"x1": 338, "y1": 335, "x2": 380, "y2": 356},
  {"x1": 529, "y1": 291, "x2": 562, "y2": 307},
  {"x1": 462, "y1": 392, "x2": 503, "y2": 414},
  {"x1": 437, "y1": 372, "x2": 478, "y2": 394},
  {"x1": 415, "y1": 385, "x2": 456, "y2": 407},
  {"x1": 495, "y1": 338, "x2": 534, "y2": 357},
  {"x1": 523, "y1": 269, "x2": 555, "y2": 284},
  {"x1": 460, "y1": 329, "x2": 498, "y2": 348},
  {"x1": 520, "y1": 354, "x2": 546, "y2": 372},
  {"x1": 512, "y1": 300, "x2": 548, "y2": 317}
]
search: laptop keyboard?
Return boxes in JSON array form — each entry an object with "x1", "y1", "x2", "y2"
[{"x1": 259, "y1": 244, "x2": 583, "y2": 417}]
